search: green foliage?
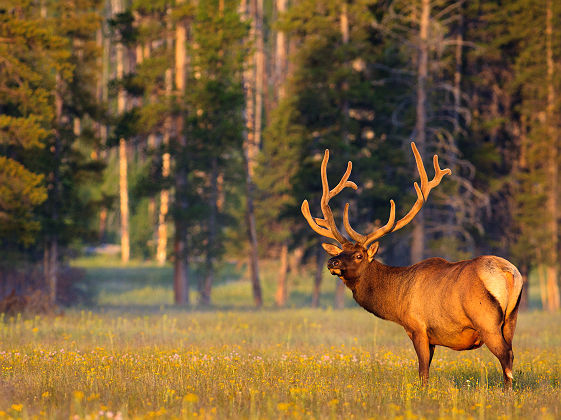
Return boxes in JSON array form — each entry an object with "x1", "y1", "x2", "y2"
[
  {"x1": 0, "y1": 0, "x2": 105, "y2": 264},
  {"x1": 0, "y1": 157, "x2": 46, "y2": 246}
]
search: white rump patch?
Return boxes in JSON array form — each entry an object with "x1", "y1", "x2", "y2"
[{"x1": 480, "y1": 272, "x2": 508, "y2": 312}]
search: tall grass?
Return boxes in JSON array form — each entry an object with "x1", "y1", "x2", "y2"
[{"x1": 0, "y1": 309, "x2": 560, "y2": 419}]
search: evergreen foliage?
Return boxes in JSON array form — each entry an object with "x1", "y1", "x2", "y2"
[{"x1": 2, "y1": 0, "x2": 561, "y2": 309}]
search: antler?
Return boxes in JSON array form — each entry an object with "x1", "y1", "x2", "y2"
[
  {"x1": 344, "y1": 142, "x2": 451, "y2": 248},
  {"x1": 301, "y1": 150, "x2": 358, "y2": 244}
]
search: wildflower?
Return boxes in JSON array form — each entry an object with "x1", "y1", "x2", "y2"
[
  {"x1": 183, "y1": 393, "x2": 198, "y2": 403},
  {"x1": 277, "y1": 403, "x2": 290, "y2": 411},
  {"x1": 11, "y1": 404, "x2": 23, "y2": 412}
]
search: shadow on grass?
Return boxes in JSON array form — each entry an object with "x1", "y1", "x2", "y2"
[{"x1": 440, "y1": 365, "x2": 545, "y2": 391}]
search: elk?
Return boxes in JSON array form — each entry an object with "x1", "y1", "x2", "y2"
[{"x1": 302, "y1": 143, "x2": 523, "y2": 390}]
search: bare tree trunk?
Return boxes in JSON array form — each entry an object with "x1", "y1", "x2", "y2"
[
  {"x1": 141, "y1": 43, "x2": 158, "y2": 247},
  {"x1": 275, "y1": 242, "x2": 289, "y2": 307},
  {"x1": 453, "y1": 12, "x2": 463, "y2": 135},
  {"x1": 156, "y1": 62, "x2": 173, "y2": 265},
  {"x1": 48, "y1": 239, "x2": 58, "y2": 305},
  {"x1": 96, "y1": 22, "x2": 109, "y2": 242},
  {"x1": 111, "y1": 0, "x2": 130, "y2": 263},
  {"x1": 242, "y1": 0, "x2": 263, "y2": 307},
  {"x1": 519, "y1": 263, "x2": 529, "y2": 310},
  {"x1": 545, "y1": 0, "x2": 560, "y2": 311},
  {"x1": 45, "y1": 71, "x2": 63, "y2": 307},
  {"x1": 312, "y1": 245, "x2": 325, "y2": 308},
  {"x1": 201, "y1": 158, "x2": 219, "y2": 305},
  {"x1": 118, "y1": 137, "x2": 130, "y2": 262},
  {"x1": 410, "y1": 0, "x2": 430, "y2": 264},
  {"x1": 334, "y1": 2, "x2": 350, "y2": 309},
  {"x1": 173, "y1": 0, "x2": 190, "y2": 305},
  {"x1": 255, "y1": 0, "x2": 264, "y2": 146},
  {"x1": 538, "y1": 263, "x2": 547, "y2": 309},
  {"x1": 274, "y1": 0, "x2": 288, "y2": 101}
]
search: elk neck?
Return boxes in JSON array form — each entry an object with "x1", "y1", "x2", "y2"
[{"x1": 347, "y1": 259, "x2": 412, "y2": 323}]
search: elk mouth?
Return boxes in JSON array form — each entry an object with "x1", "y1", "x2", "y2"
[{"x1": 329, "y1": 268, "x2": 343, "y2": 276}]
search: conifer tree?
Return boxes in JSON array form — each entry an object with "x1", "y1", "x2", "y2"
[
  {"x1": 186, "y1": 0, "x2": 248, "y2": 305},
  {"x1": 0, "y1": 1, "x2": 50, "y2": 250},
  {"x1": 506, "y1": 0, "x2": 561, "y2": 311},
  {"x1": 0, "y1": 0, "x2": 104, "y2": 303}
]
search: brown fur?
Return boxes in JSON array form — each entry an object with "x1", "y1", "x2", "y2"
[{"x1": 324, "y1": 242, "x2": 523, "y2": 389}]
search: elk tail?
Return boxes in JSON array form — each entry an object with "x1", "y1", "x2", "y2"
[{"x1": 504, "y1": 269, "x2": 523, "y2": 322}]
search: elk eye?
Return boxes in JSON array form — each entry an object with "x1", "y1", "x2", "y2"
[{"x1": 354, "y1": 254, "x2": 363, "y2": 260}]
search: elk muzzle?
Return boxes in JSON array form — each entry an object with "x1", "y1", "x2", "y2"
[{"x1": 327, "y1": 257, "x2": 344, "y2": 276}]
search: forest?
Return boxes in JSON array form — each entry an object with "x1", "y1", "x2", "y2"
[{"x1": 1, "y1": 0, "x2": 561, "y2": 312}]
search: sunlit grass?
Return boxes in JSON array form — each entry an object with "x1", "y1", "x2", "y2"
[
  {"x1": 2, "y1": 257, "x2": 556, "y2": 418},
  {"x1": 71, "y1": 256, "x2": 356, "y2": 309},
  {"x1": 0, "y1": 309, "x2": 560, "y2": 419}
]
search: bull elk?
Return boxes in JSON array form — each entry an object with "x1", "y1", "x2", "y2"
[{"x1": 302, "y1": 143, "x2": 523, "y2": 389}]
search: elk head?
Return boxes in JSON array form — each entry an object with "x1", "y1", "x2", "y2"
[{"x1": 301, "y1": 142, "x2": 451, "y2": 281}]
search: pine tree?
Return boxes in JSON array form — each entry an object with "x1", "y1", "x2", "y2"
[
  {"x1": 0, "y1": 0, "x2": 104, "y2": 303},
  {"x1": 506, "y1": 0, "x2": 561, "y2": 311},
  {"x1": 275, "y1": 0, "x2": 409, "y2": 307},
  {"x1": 186, "y1": 0, "x2": 248, "y2": 305},
  {"x1": 0, "y1": 1, "x2": 50, "y2": 251}
]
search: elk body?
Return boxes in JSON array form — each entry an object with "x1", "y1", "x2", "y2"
[{"x1": 302, "y1": 143, "x2": 523, "y2": 389}]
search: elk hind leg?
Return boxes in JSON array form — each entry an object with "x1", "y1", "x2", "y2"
[
  {"x1": 481, "y1": 331, "x2": 514, "y2": 391},
  {"x1": 502, "y1": 293, "x2": 522, "y2": 347},
  {"x1": 429, "y1": 344, "x2": 435, "y2": 367}
]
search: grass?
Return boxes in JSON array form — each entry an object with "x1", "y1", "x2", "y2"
[
  {"x1": 71, "y1": 256, "x2": 357, "y2": 310},
  {"x1": 0, "y1": 256, "x2": 559, "y2": 419}
]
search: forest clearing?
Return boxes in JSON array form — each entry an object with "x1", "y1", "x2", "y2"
[
  {"x1": 3, "y1": 0, "x2": 561, "y2": 418},
  {"x1": 0, "y1": 261, "x2": 560, "y2": 419}
]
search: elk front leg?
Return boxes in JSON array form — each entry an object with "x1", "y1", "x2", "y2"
[{"x1": 411, "y1": 332, "x2": 431, "y2": 386}]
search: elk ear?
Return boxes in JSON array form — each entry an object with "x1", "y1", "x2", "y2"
[
  {"x1": 322, "y1": 243, "x2": 343, "y2": 256},
  {"x1": 367, "y1": 242, "x2": 379, "y2": 262}
]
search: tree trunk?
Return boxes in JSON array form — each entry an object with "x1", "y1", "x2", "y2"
[
  {"x1": 545, "y1": 0, "x2": 560, "y2": 311},
  {"x1": 242, "y1": 0, "x2": 263, "y2": 308},
  {"x1": 519, "y1": 263, "x2": 529, "y2": 310},
  {"x1": 333, "y1": 2, "x2": 350, "y2": 310},
  {"x1": 112, "y1": 0, "x2": 130, "y2": 263},
  {"x1": 48, "y1": 239, "x2": 58, "y2": 306},
  {"x1": 118, "y1": 137, "x2": 130, "y2": 262},
  {"x1": 201, "y1": 158, "x2": 219, "y2": 306},
  {"x1": 274, "y1": 0, "x2": 288, "y2": 101},
  {"x1": 538, "y1": 264, "x2": 547, "y2": 310},
  {"x1": 96, "y1": 23, "x2": 109, "y2": 241},
  {"x1": 45, "y1": 71, "x2": 63, "y2": 307},
  {"x1": 142, "y1": 42, "x2": 158, "y2": 249},
  {"x1": 453, "y1": 12, "x2": 463, "y2": 135},
  {"x1": 173, "y1": 0, "x2": 190, "y2": 305},
  {"x1": 410, "y1": 0, "x2": 430, "y2": 264},
  {"x1": 275, "y1": 242, "x2": 289, "y2": 307},
  {"x1": 312, "y1": 245, "x2": 325, "y2": 308},
  {"x1": 156, "y1": 66, "x2": 173, "y2": 265},
  {"x1": 255, "y1": 0, "x2": 265, "y2": 143}
]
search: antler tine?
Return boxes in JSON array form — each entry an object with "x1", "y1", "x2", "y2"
[
  {"x1": 329, "y1": 161, "x2": 358, "y2": 198},
  {"x1": 301, "y1": 149, "x2": 357, "y2": 245},
  {"x1": 427, "y1": 154, "x2": 451, "y2": 194},
  {"x1": 343, "y1": 200, "x2": 396, "y2": 247},
  {"x1": 342, "y1": 142, "x2": 450, "y2": 248},
  {"x1": 301, "y1": 200, "x2": 338, "y2": 241},
  {"x1": 391, "y1": 142, "x2": 451, "y2": 232}
]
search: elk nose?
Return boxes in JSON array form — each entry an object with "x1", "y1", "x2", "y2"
[{"x1": 327, "y1": 258, "x2": 341, "y2": 269}]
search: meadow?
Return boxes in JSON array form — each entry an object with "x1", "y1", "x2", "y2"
[{"x1": 0, "y1": 258, "x2": 560, "y2": 419}]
